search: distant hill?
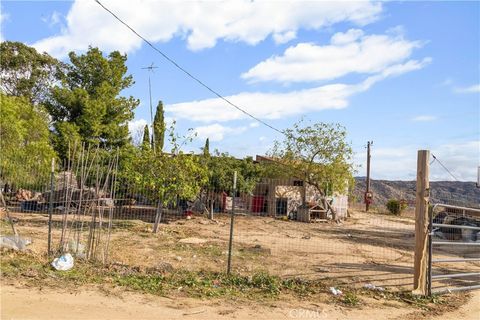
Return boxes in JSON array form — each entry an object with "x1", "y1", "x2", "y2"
[{"x1": 353, "y1": 178, "x2": 480, "y2": 207}]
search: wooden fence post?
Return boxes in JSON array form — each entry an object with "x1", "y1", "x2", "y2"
[{"x1": 413, "y1": 150, "x2": 430, "y2": 295}]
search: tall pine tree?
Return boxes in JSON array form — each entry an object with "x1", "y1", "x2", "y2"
[
  {"x1": 153, "y1": 100, "x2": 165, "y2": 153},
  {"x1": 46, "y1": 47, "x2": 139, "y2": 159},
  {"x1": 142, "y1": 125, "x2": 150, "y2": 149}
]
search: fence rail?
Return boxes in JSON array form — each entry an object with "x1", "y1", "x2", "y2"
[{"x1": 428, "y1": 203, "x2": 480, "y2": 295}]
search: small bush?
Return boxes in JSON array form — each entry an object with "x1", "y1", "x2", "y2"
[
  {"x1": 386, "y1": 199, "x2": 408, "y2": 215},
  {"x1": 342, "y1": 292, "x2": 360, "y2": 306}
]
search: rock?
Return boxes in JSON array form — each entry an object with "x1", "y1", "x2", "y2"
[{"x1": 175, "y1": 256, "x2": 182, "y2": 261}]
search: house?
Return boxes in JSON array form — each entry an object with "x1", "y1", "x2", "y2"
[{"x1": 250, "y1": 155, "x2": 349, "y2": 221}]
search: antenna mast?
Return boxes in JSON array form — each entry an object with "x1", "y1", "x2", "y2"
[{"x1": 141, "y1": 63, "x2": 158, "y2": 151}]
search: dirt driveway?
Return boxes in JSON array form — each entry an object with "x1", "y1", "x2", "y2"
[{"x1": 2, "y1": 284, "x2": 478, "y2": 320}]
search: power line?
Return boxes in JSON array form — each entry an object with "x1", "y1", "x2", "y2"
[
  {"x1": 94, "y1": 0, "x2": 286, "y2": 136},
  {"x1": 431, "y1": 153, "x2": 459, "y2": 181}
]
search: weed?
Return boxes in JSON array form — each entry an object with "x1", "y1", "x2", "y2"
[{"x1": 342, "y1": 291, "x2": 360, "y2": 306}]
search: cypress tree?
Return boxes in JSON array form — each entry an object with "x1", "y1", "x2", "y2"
[
  {"x1": 153, "y1": 100, "x2": 165, "y2": 153},
  {"x1": 142, "y1": 124, "x2": 150, "y2": 149},
  {"x1": 203, "y1": 138, "x2": 210, "y2": 156}
]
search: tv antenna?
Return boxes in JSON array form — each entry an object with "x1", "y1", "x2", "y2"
[{"x1": 141, "y1": 63, "x2": 158, "y2": 150}]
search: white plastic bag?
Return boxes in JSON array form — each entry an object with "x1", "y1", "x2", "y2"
[
  {"x1": 329, "y1": 287, "x2": 343, "y2": 296},
  {"x1": 363, "y1": 283, "x2": 385, "y2": 291},
  {"x1": 51, "y1": 253, "x2": 74, "y2": 271}
]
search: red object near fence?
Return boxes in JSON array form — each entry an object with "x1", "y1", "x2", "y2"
[{"x1": 251, "y1": 196, "x2": 265, "y2": 213}]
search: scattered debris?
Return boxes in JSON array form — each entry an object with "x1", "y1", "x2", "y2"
[
  {"x1": 0, "y1": 235, "x2": 32, "y2": 251},
  {"x1": 51, "y1": 253, "x2": 74, "y2": 271},
  {"x1": 329, "y1": 287, "x2": 343, "y2": 296},
  {"x1": 178, "y1": 237, "x2": 208, "y2": 244},
  {"x1": 98, "y1": 198, "x2": 114, "y2": 207},
  {"x1": 363, "y1": 283, "x2": 385, "y2": 291},
  {"x1": 15, "y1": 189, "x2": 33, "y2": 201}
]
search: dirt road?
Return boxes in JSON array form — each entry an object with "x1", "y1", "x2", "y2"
[{"x1": 1, "y1": 285, "x2": 479, "y2": 320}]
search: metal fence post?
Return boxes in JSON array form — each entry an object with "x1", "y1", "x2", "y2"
[
  {"x1": 227, "y1": 171, "x2": 237, "y2": 275},
  {"x1": 47, "y1": 158, "x2": 55, "y2": 256}
]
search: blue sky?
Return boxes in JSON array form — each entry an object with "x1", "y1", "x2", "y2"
[{"x1": 1, "y1": 0, "x2": 479, "y2": 181}]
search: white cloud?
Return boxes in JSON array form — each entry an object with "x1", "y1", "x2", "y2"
[
  {"x1": 354, "y1": 140, "x2": 480, "y2": 181},
  {"x1": 241, "y1": 29, "x2": 424, "y2": 83},
  {"x1": 412, "y1": 115, "x2": 437, "y2": 122},
  {"x1": 194, "y1": 123, "x2": 247, "y2": 142},
  {"x1": 128, "y1": 118, "x2": 148, "y2": 133},
  {"x1": 32, "y1": 0, "x2": 382, "y2": 57},
  {"x1": 42, "y1": 11, "x2": 63, "y2": 28},
  {"x1": 249, "y1": 122, "x2": 260, "y2": 128},
  {"x1": 272, "y1": 31, "x2": 296, "y2": 44},
  {"x1": 0, "y1": 8, "x2": 9, "y2": 42},
  {"x1": 166, "y1": 58, "x2": 431, "y2": 123},
  {"x1": 128, "y1": 119, "x2": 148, "y2": 145},
  {"x1": 454, "y1": 84, "x2": 480, "y2": 94}
]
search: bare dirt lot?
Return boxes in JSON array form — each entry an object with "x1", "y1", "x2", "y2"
[{"x1": 1, "y1": 209, "x2": 479, "y2": 319}]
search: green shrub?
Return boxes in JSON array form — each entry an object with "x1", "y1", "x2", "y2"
[{"x1": 386, "y1": 199, "x2": 408, "y2": 215}]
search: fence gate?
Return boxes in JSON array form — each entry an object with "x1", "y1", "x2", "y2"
[{"x1": 428, "y1": 203, "x2": 480, "y2": 295}]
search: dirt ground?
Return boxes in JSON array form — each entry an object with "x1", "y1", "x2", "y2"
[
  {"x1": 1, "y1": 209, "x2": 479, "y2": 319},
  {"x1": 4, "y1": 209, "x2": 478, "y2": 290},
  {"x1": 1, "y1": 284, "x2": 479, "y2": 320}
]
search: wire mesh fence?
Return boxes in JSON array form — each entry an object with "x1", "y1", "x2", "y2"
[
  {"x1": 4, "y1": 149, "x2": 479, "y2": 294},
  {"x1": 2, "y1": 160, "x2": 418, "y2": 292}
]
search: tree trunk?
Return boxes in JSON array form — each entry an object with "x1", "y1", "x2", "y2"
[{"x1": 152, "y1": 200, "x2": 163, "y2": 233}]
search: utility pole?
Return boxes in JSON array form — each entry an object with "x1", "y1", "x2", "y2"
[
  {"x1": 141, "y1": 63, "x2": 158, "y2": 151},
  {"x1": 365, "y1": 141, "x2": 373, "y2": 212}
]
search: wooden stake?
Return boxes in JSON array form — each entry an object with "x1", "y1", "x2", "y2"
[
  {"x1": 47, "y1": 158, "x2": 55, "y2": 256},
  {"x1": 413, "y1": 150, "x2": 430, "y2": 295}
]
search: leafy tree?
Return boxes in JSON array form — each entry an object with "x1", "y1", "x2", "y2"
[
  {"x1": 45, "y1": 47, "x2": 139, "y2": 159},
  {"x1": 203, "y1": 138, "x2": 210, "y2": 156},
  {"x1": 153, "y1": 101, "x2": 165, "y2": 153},
  {"x1": 120, "y1": 123, "x2": 208, "y2": 230},
  {"x1": 206, "y1": 151, "x2": 263, "y2": 194},
  {"x1": 268, "y1": 120, "x2": 353, "y2": 217},
  {"x1": 142, "y1": 125, "x2": 150, "y2": 149},
  {"x1": 201, "y1": 151, "x2": 264, "y2": 217},
  {"x1": 0, "y1": 94, "x2": 57, "y2": 188},
  {"x1": 0, "y1": 41, "x2": 63, "y2": 104}
]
